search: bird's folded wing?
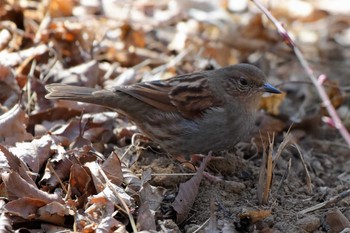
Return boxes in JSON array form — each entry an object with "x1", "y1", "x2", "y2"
[
  {"x1": 116, "y1": 73, "x2": 223, "y2": 119},
  {"x1": 115, "y1": 81, "x2": 177, "y2": 112}
]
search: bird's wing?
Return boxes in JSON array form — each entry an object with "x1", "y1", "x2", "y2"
[
  {"x1": 115, "y1": 80, "x2": 177, "y2": 112},
  {"x1": 116, "y1": 73, "x2": 223, "y2": 118}
]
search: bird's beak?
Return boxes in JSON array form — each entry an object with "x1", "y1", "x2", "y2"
[{"x1": 263, "y1": 83, "x2": 281, "y2": 94}]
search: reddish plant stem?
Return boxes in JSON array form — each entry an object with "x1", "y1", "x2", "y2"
[{"x1": 251, "y1": 0, "x2": 350, "y2": 147}]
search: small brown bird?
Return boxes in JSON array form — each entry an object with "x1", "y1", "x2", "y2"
[{"x1": 45, "y1": 64, "x2": 280, "y2": 155}]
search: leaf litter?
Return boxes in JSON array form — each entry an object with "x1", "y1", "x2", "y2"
[{"x1": 0, "y1": 0, "x2": 349, "y2": 232}]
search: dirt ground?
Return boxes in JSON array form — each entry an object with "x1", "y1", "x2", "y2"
[{"x1": 131, "y1": 117, "x2": 350, "y2": 232}]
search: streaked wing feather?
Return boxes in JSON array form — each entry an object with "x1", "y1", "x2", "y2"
[
  {"x1": 169, "y1": 74, "x2": 222, "y2": 118},
  {"x1": 115, "y1": 81, "x2": 177, "y2": 112},
  {"x1": 116, "y1": 73, "x2": 223, "y2": 118}
]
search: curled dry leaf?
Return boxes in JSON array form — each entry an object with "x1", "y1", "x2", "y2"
[
  {"x1": 86, "y1": 192, "x2": 115, "y2": 227},
  {"x1": 69, "y1": 163, "x2": 95, "y2": 204},
  {"x1": 37, "y1": 201, "x2": 71, "y2": 225},
  {"x1": 48, "y1": 112, "x2": 118, "y2": 151},
  {"x1": 95, "y1": 185, "x2": 134, "y2": 211},
  {"x1": 0, "y1": 11, "x2": 24, "y2": 50},
  {"x1": 0, "y1": 65, "x2": 19, "y2": 108},
  {"x1": 84, "y1": 192, "x2": 123, "y2": 231},
  {"x1": 4, "y1": 197, "x2": 47, "y2": 219},
  {"x1": 101, "y1": 152, "x2": 123, "y2": 186},
  {"x1": 84, "y1": 161, "x2": 135, "y2": 210},
  {"x1": 0, "y1": 104, "x2": 33, "y2": 145},
  {"x1": 239, "y1": 209, "x2": 272, "y2": 223},
  {"x1": 122, "y1": 167, "x2": 142, "y2": 192},
  {"x1": 9, "y1": 135, "x2": 53, "y2": 174},
  {"x1": 2, "y1": 171, "x2": 64, "y2": 203},
  {"x1": 85, "y1": 161, "x2": 108, "y2": 193},
  {"x1": 0, "y1": 145, "x2": 32, "y2": 179},
  {"x1": 96, "y1": 216, "x2": 123, "y2": 233},
  {"x1": 0, "y1": 28, "x2": 12, "y2": 51}
]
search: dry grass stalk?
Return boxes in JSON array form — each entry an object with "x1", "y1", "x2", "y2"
[{"x1": 258, "y1": 133, "x2": 274, "y2": 205}]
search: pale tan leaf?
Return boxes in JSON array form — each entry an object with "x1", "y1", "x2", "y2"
[{"x1": 0, "y1": 104, "x2": 32, "y2": 145}]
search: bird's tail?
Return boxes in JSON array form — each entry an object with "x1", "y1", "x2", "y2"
[{"x1": 45, "y1": 84, "x2": 118, "y2": 108}]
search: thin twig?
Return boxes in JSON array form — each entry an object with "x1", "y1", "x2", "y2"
[
  {"x1": 47, "y1": 160, "x2": 68, "y2": 193},
  {"x1": 251, "y1": 0, "x2": 350, "y2": 147},
  {"x1": 298, "y1": 188, "x2": 350, "y2": 214},
  {"x1": 293, "y1": 144, "x2": 312, "y2": 193},
  {"x1": 193, "y1": 218, "x2": 210, "y2": 233}
]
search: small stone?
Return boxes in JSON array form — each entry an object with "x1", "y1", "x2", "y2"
[{"x1": 296, "y1": 215, "x2": 320, "y2": 232}]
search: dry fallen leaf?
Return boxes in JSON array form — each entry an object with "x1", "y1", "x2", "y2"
[
  {"x1": 2, "y1": 171, "x2": 64, "y2": 203},
  {"x1": 172, "y1": 154, "x2": 211, "y2": 224},
  {"x1": 137, "y1": 201, "x2": 156, "y2": 231},
  {"x1": 260, "y1": 91, "x2": 286, "y2": 115},
  {"x1": 239, "y1": 209, "x2": 272, "y2": 223},
  {"x1": 0, "y1": 65, "x2": 19, "y2": 108},
  {"x1": 251, "y1": 114, "x2": 286, "y2": 151},
  {"x1": 4, "y1": 197, "x2": 47, "y2": 219},
  {"x1": 9, "y1": 135, "x2": 53, "y2": 174},
  {"x1": 324, "y1": 209, "x2": 350, "y2": 233},
  {"x1": 101, "y1": 152, "x2": 123, "y2": 186},
  {"x1": 69, "y1": 163, "x2": 95, "y2": 206},
  {"x1": 49, "y1": 0, "x2": 74, "y2": 18},
  {"x1": 0, "y1": 104, "x2": 33, "y2": 145},
  {"x1": 320, "y1": 80, "x2": 344, "y2": 115}
]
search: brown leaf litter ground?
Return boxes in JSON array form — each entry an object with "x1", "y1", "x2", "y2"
[{"x1": 0, "y1": 0, "x2": 350, "y2": 232}]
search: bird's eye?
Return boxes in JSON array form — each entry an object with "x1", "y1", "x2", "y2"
[{"x1": 239, "y1": 77, "x2": 248, "y2": 86}]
